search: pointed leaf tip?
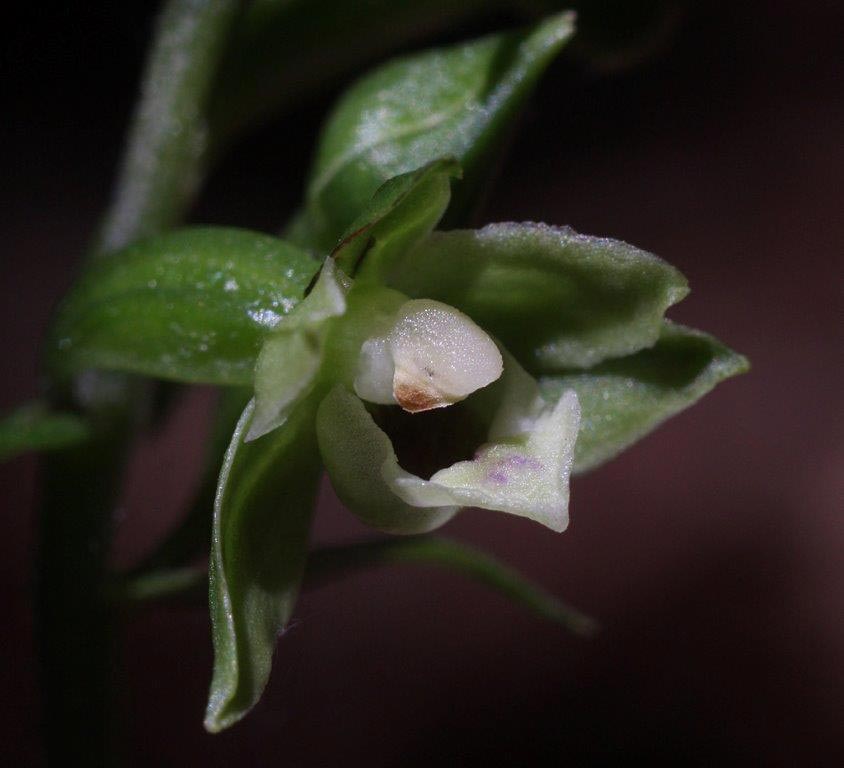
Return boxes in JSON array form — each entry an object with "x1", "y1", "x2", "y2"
[{"x1": 289, "y1": 14, "x2": 576, "y2": 250}]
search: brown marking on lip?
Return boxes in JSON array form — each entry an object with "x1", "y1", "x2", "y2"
[{"x1": 394, "y1": 382, "x2": 444, "y2": 413}]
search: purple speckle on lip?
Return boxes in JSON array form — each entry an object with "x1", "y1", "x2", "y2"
[
  {"x1": 505, "y1": 454, "x2": 543, "y2": 471},
  {"x1": 484, "y1": 454, "x2": 543, "y2": 485}
]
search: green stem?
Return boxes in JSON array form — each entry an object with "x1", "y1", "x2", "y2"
[
  {"x1": 307, "y1": 537, "x2": 597, "y2": 636},
  {"x1": 114, "y1": 565, "x2": 208, "y2": 603},
  {"x1": 36, "y1": 403, "x2": 136, "y2": 765},
  {"x1": 114, "y1": 537, "x2": 597, "y2": 636},
  {"x1": 36, "y1": 2, "x2": 241, "y2": 764},
  {"x1": 95, "y1": 0, "x2": 242, "y2": 256}
]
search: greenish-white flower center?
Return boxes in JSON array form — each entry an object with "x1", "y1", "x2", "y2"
[{"x1": 354, "y1": 299, "x2": 503, "y2": 412}]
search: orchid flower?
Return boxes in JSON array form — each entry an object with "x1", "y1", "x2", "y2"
[{"x1": 247, "y1": 257, "x2": 581, "y2": 536}]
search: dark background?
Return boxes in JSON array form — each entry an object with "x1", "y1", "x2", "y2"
[{"x1": 2, "y1": 1, "x2": 842, "y2": 765}]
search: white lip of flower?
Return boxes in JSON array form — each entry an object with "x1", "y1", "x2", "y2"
[
  {"x1": 353, "y1": 299, "x2": 503, "y2": 412},
  {"x1": 246, "y1": 258, "x2": 581, "y2": 533},
  {"x1": 319, "y1": 342, "x2": 580, "y2": 535},
  {"x1": 391, "y1": 386, "x2": 579, "y2": 532}
]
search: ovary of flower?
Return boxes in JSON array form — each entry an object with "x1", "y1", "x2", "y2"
[{"x1": 353, "y1": 299, "x2": 503, "y2": 412}]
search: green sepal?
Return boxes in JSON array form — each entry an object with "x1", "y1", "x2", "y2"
[
  {"x1": 387, "y1": 223, "x2": 689, "y2": 371},
  {"x1": 248, "y1": 258, "x2": 348, "y2": 441},
  {"x1": 205, "y1": 395, "x2": 322, "y2": 733},
  {"x1": 49, "y1": 227, "x2": 319, "y2": 386},
  {"x1": 0, "y1": 402, "x2": 91, "y2": 461},
  {"x1": 539, "y1": 321, "x2": 749, "y2": 473},
  {"x1": 333, "y1": 158, "x2": 461, "y2": 279},
  {"x1": 291, "y1": 12, "x2": 576, "y2": 251}
]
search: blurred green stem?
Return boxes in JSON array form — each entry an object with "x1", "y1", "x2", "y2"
[
  {"x1": 116, "y1": 537, "x2": 597, "y2": 637},
  {"x1": 36, "y1": 1, "x2": 241, "y2": 764},
  {"x1": 95, "y1": 0, "x2": 242, "y2": 255},
  {"x1": 307, "y1": 537, "x2": 597, "y2": 635}
]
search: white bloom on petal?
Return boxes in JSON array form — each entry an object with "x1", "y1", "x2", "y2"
[{"x1": 354, "y1": 298, "x2": 503, "y2": 412}]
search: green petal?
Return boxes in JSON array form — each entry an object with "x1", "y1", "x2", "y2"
[
  {"x1": 316, "y1": 385, "x2": 459, "y2": 535},
  {"x1": 540, "y1": 321, "x2": 750, "y2": 473},
  {"x1": 248, "y1": 258, "x2": 348, "y2": 441},
  {"x1": 205, "y1": 396, "x2": 321, "y2": 732},
  {"x1": 387, "y1": 223, "x2": 689, "y2": 371}
]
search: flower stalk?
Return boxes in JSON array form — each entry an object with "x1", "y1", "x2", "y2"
[{"x1": 35, "y1": 1, "x2": 241, "y2": 762}]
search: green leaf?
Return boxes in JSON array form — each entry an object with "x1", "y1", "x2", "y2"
[
  {"x1": 539, "y1": 322, "x2": 749, "y2": 473},
  {"x1": 291, "y1": 12, "x2": 576, "y2": 252},
  {"x1": 208, "y1": 0, "x2": 507, "y2": 147},
  {"x1": 205, "y1": 396, "x2": 322, "y2": 733},
  {"x1": 333, "y1": 158, "x2": 461, "y2": 279},
  {"x1": 387, "y1": 223, "x2": 689, "y2": 371},
  {"x1": 49, "y1": 228, "x2": 319, "y2": 386},
  {"x1": 0, "y1": 402, "x2": 90, "y2": 461}
]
